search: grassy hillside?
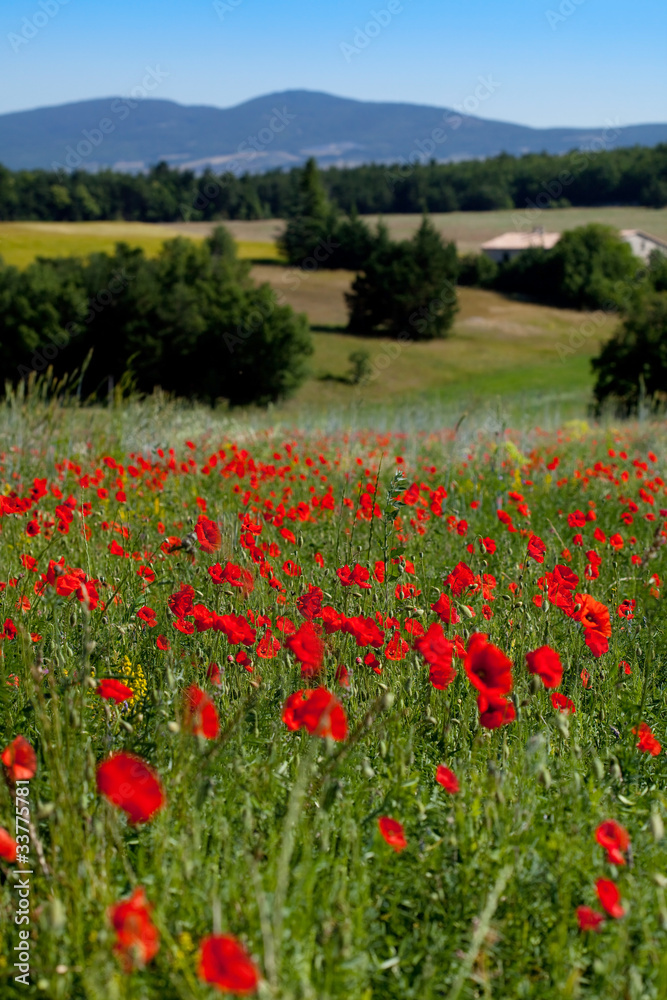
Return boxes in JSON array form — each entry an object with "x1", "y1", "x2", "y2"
[{"x1": 0, "y1": 218, "x2": 624, "y2": 416}]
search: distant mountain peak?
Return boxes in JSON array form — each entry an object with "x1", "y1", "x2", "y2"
[{"x1": 0, "y1": 91, "x2": 665, "y2": 173}]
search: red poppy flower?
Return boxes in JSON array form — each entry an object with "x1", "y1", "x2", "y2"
[
  {"x1": 446, "y1": 561, "x2": 474, "y2": 596},
  {"x1": 342, "y1": 615, "x2": 385, "y2": 648},
  {"x1": 430, "y1": 593, "x2": 461, "y2": 624},
  {"x1": 281, "y1": 688, "x2": 347, "y2": 741},
  {"x1": 173, "y1": 618, "x2": 196, "y2": 635},
  {"x1": 96, "y1": 679, "x2": 134, "y2": 704},
  {"x1": 96, "y1": 753, "x2": 165, "y2": 824},
  {"x1": 137, "y1": 606, "x2": 157, "y2": 627},
  {"x1": 198, "y1": 934, "x2": 259, "y2": 995},
  {"x1": 256, "y1": 631, "x2": 281, "y2": 659},
  {"x1": 296, "y1": 584, "x2": 323, "y2": 621},
  {"x1": 576, "y1": 906, "x2": 605, "y2": 932},
  {"x1": 335, "y1": 664, "x2": 350, "y2": 687},
  {"x1": 184, "y1": 685, "x2": 220, "y2": 739},
  {"x1": 465, "y1": 634, "x2": 513, "y2": 697},
  {"x1": 214, "y1": 613, "x2": 256, "y2": 646},
  {"x1": 525, "y1": 645, "x2": 563, "y2": 689},
  {"x1": 413, "y1": 622, "x2": 453, "y2": 666},
  {"x1": 156, "y1": 634, "x2": 171, "y2": 651},
  {"x1": 285, "y1": 623, "x2": 324, "y2": 676},
  {"x1": 0, "y1": 827, "x2": 17, "y2": 862},
  {"x1": 1, "y1": 618, "x2": 17, "y2": 641},
  {"x1": 2, "y1": 735, "x2": 37, "y2": 781},
  {"x1": 378, "y1": 816, "x2": 407, "y2": 852},
  {"x1": 527, "y1": 534, "x2": 546, "y2": 563},
  {"x1": 109, "y1": 887, "x2": 160, "y2": 970},
  {"x1": 596, "y1": 878, "x2": 625, "y2": 918},
  {"x1": 633, "y1": 722, "x2": 661, "y2": 756},
  {"x1": 477, "y1": 692, "x2": 516, "y2": 729},
  {"x1": 384, "y1": 630, "x2": 409, "y2": 661},
  {"x1": 551, "y1": 692, "x2": 576, "y2": 714},
  {"x1": 336, "y1": 563, "x2": 372, "y2": 589},
  {"x1": 435, "y1": 766, "x2": 459, "y2": 793},
  {"x1": 196, "y1": 515, "x2": 222, "y2": 554},
  {"x1": 168, "y1": 584, "x2": 195, "y2": 619},
  {"x1": 207, "y1": 662, "x2": 222, "y2": 685},
  {"x1": 595, "y1": 820, "x2": 630, "y2": 866},
  {"x1": 574, "y1": 594, "x2": 611, "y2": 635}
]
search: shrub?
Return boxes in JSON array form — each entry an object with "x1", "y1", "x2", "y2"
[
  {"x1": 494, "y1": 224, "x2": 640, "y2": 310},
  {"x1": 457, "y1": 252, "x2": 498, "y2": 288},
  {"x1": 592, "y1": 292, "x2": 667, "y2": 413},
  {"x1": 1, "y1": 227, "x2": 313, "y2": 407},
  {"x1": 346, "y1": 217, "x2": 459, "y2": 339}
]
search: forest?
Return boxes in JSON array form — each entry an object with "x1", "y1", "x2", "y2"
[{"x1": 0, "y1": 143, "x2": 665, "y2": 223}]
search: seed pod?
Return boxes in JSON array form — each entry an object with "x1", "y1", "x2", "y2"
[{"x1": 651, "y1": 809, "x2": 665, "y2": 842}]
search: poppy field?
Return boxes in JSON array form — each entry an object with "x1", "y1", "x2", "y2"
[{"x1": 0, "y1": 402, "x2": 666, "y2": 999}]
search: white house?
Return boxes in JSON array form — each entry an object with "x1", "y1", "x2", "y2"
[
  {"x1": 619, "y1": 229, "x2": 667, "y2": 261},
  {"x1": 480, "y1": 229, "x2": 561, "y2": 263},
  {"x1": 481, "y1": 227, "x2": 667, "y2": 264}
]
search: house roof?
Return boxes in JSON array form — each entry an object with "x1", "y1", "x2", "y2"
[
  {"x1": 620, "y1": 229, "x2": 667, "y2": 250},
  {"x1": 481, "y1": 231, "x2": 561, "y2": 251}
]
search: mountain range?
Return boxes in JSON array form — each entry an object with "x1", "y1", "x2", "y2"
[{"x1": 1, "y1": 90, "x2": 666, "y2": 173}]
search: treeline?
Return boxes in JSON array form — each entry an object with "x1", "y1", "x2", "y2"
[
  {"x1": 0, "y1": 229, "x2": 312, "y2": 406},
  {"x1": 1, "y1": 144, "x2": 666, "y2": 222}
]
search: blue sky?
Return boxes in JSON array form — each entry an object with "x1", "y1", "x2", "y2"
[{"x1": 1, "y1": 0, "x2": 665, "y2": 127}]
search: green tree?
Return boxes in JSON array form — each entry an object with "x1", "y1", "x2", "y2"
[
  {"x1": 592, "y1": 292, "x2": 667, "y2": 413},
  {"x1": 278, "y1": 158, "x2": 339, "y2": 265},
  {"x1": 1, "y1": 227, "x2": 313, "y2": 407},
  {"x1": 346, "y1": 217, "x2": 459, "y2": 339},
  {"x1": 495, "y1": 224, "x2": 640, "y2": 310}
]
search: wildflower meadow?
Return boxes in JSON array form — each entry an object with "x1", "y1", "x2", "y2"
[{"x1": 0, "y1": 397, "x2": 666, "y2": 999}]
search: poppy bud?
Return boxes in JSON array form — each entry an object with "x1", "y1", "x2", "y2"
[
  {"x1": 46, "y1": 897, "x2": 66, "y2": 933},
  {"x1": 553, "y1": 712, "x2": 569, "y2": 739},
  {"x1": 651, "y1": 810, "x2": 665, "y2": 842},
  {"x1": 537, "y1": 765, "x2": 552, "y2": 789},
  {"x1": 529, "y1": 674, "x2": 543, "y2": 695},
  {"x1": 593, "y1": 757, "x2": 604, "y2": 781}
]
